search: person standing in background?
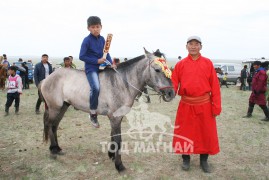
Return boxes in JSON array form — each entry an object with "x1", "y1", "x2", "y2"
[
  {"x1": 34, "y1": 54, "x2": 53, "y2": 114},
  {"x1": 243, "y1": 61, "x2": 269, "y2": 121},
  {"x1": 5, "y1": 66, "x2": 22, "y2": 116}
]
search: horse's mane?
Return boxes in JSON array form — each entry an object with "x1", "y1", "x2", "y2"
[
  {"x1": 112, "y1": 49, "x2": 165, "y2": 70},
  {"x1": 116, "y1": 55, "x2": 145, "y2": 69}
]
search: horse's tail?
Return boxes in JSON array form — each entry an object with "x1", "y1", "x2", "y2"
[{"x1": 39, "y1": 81, "x2": 49, "y2": 143}]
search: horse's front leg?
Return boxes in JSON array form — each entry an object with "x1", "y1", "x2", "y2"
[{"x1": 109, "y1": 116, "x2": 126, "y2": 172}]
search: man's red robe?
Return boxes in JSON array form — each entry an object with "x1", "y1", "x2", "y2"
[{"x1": 171, "y1": 54, "x2": 221, "y2": 155}]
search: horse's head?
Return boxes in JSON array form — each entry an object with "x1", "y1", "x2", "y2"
[{"x1": 143, "y1": 48, "x2": 175, "y2": 102}]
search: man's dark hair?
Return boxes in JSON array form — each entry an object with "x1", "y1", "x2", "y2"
[
  {"x1": 63, "y1": 57, "x2": 70, "y2": 61},
  {"x1": 244, "y1": 65, "x2": 247, "y2": 68},
  {"x1": 42, "y1": 54, "x2": 48, "y2": 58},
  {"x1": 3, "y1": 54, "x2": 6, "y2": 58},
  {"x1": 114, "y1": 58, "x2": 120, "y2": 63},
  {"x1": 253, "y1": 61, "x2": 262, "y2": 66},
  {"x1": 87, "y1": 16, "x2": 101, "y2": 27}
]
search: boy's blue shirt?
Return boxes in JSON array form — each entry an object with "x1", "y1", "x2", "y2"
[{"x1": 79, "y1": 33, "x2": 112, "y2": 73}]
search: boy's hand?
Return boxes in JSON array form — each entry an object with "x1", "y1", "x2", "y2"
[
  {"x1": 97, "y1": 58, "x2": 106, "y2": 64},
  {"x1": 112, "y1": 64, "x2": 117, "y2": 69}
]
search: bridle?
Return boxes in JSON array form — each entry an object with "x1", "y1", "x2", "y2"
[{"x1": 105, "y1": 56, "x2": 173, "y2": 98}]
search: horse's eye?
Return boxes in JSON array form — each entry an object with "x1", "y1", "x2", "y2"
[{"x1": 155, "y1": 69, "x2": 161, "y2": 73}]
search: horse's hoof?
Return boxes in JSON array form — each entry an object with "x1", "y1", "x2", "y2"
[
  {"x1": 116, "y1": 163, "x2": 126, "y2": 172},
  {"x1": 57, "y1": 151, "x2": 66, "y2": 155},
  {"x1": 108, "y1": 151, "x2": 115, "y2": 161},
  {"x1": 50, "y1": 153, "x2": 57, "y2": 159}
]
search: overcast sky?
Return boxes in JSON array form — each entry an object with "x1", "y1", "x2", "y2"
[{"x1": 1, "y1": 0, "x2": 269, "y2": 60}]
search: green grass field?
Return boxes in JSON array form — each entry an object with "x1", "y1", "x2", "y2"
[{"x1": 0, "y1": 84, "x2": 268, "y2": 179}]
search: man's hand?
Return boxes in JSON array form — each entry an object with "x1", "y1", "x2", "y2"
[
  {"x1": 111, "y1": 64, "x2": 117, "y2": 69},
  {"x1": 97, "y1": 58, "x2": 106, "y2": 64}
]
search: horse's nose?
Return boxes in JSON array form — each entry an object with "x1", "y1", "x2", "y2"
[{"x1": 161, "y1": 88, "x2": 175, "y2": 102}]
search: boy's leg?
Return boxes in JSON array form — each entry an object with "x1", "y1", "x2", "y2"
[
  {"x1": 86, "y1": 71, "x2": 100, "y2": 128},
  {"x1": 5, "y1": 93, "x2": 15, "y2": 116},
  {"x1": 14, "y1": 92, "x2": 20, "y2": 114}
]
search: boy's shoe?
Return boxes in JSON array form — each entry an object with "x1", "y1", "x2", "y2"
[
  {"x1": 4, "y1": 112, "x2": 9, "y2": 116},
  {"x1": 35, "y1": 110, "x2": 41, "y2": 114},
  {"x1": 89, "y1": 114, "x2": 100, "y2": 128}
]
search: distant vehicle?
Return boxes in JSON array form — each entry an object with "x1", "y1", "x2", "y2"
[
  {"x1": 14, "y1": 62, "x2": 34, "y2": 83},
  {"x1": 214, "y1": 63, "x2": 242, "y2": 84}
]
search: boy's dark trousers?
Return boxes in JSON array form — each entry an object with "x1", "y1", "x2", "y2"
[
  {"x1": 5, "y1": 92, "x2": 20, "y2": 113},
  {"x1": 220, "y1": 80, "x2": 228, "y2": 88}
]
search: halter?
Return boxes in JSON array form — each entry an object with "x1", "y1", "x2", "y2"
[{"x1": 147, "y1": 57, "x2": 173, "y2": 91}]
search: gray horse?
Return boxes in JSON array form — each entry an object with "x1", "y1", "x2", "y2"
[{"x1": 41, "y1": 49, "x2": 175, "y2": 172}]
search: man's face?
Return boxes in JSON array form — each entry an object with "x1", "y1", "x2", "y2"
[
  {"x1": 186, "y1": 40, "x2": 202, "y2": 56},
  {"x1": 88, "y1": 24, "x2": 102, "y2": 37},
  {"x1": 42, "y1": 56, "x2": 48, "y2": 63},
  {"x1": 253, "y1": 64, "x2": 260, "y2": 70},
  {"x1": 64, "y1": 59, "x2": 71, "y2": 67}
]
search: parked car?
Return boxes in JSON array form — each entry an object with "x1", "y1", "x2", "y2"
[
  {"x1": 214, "y1": 63, "x2": 242, "y2": 84},
  {"x1": 14, "y1": 62, "x2": 34, "y2": 83}
]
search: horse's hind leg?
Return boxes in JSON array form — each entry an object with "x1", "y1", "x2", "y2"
[{"x1": 44, "y1": 102, "x2": 70, "y2": 156}]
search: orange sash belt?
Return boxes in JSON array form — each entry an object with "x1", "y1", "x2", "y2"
[{"x1": 181, "y1": 93, "x2": 211, "y2": 105}]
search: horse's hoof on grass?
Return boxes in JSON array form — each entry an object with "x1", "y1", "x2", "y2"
[
  {"x1": 50, "y1": 153, "x2": 57, "y2": 159},
  {"x1": 56, "y1": 150, "x2": 65, "y2": 155},
  {"x1": 116, "y1": 163, "x2": 126, "y2": 172},
  {"x1": 108, "y1": 152, "x2": 115, "y2": 161}
]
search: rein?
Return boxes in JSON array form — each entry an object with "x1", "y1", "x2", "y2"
[{"x1": 105, "y1": 60, "x2": 150, "y2": 97}]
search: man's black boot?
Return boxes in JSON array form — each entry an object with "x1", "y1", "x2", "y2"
[
  {"x1": 261, "y1": 106, "x2": 269, "y2": 121},
  {"x1": 5, "y1": 106, "x2": 9, "y2": 116},
  {"x1": 243, "y1": 106, "x2": 254, "y2": 118},
  {"x1": 182, "y1": 155, "x2": 190, "y2": 171},
  {"x1": 15, "y1": 107, "x2": 19, "y2": 115},
  {"x1": 200, "y1": 154, "x2": 210, "y2": 173}
]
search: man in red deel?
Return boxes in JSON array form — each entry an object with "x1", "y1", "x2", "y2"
[{"x1": 171, "y1": 36, "x2": 221, "y2": 173}]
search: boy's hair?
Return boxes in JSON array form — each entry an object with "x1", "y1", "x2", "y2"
[
  {"x1": 87, "y1": 16, "x2": 101, "y2": 27},
  {"x1": 42, "y1": 54, "x2": 48, "y2": 58},
  {"x1": 63, "y1": 57, "x2": 70, "y2": 61},
  {"x1": 8, "y1": 66, "x2": 17, "y2": 71},
  {"x1": 225, "y1": 72, "x2": 228, "y2": 75}
]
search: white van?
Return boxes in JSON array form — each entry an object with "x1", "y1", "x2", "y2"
[{"x1": 214, "y1": 63, "x2": 242, "y2": 84}]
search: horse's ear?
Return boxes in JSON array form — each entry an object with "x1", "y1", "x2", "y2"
[{"x1": 143, "y1": 47, "x2": 153, "y2": 59}]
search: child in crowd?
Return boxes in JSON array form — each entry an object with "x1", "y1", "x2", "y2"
[
  {"x1": 221, "y1": 72, "x2": 229, "y2": 88},
  {"x1": 5, "y1": 66, "x2": 23, "y2": 116}
]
